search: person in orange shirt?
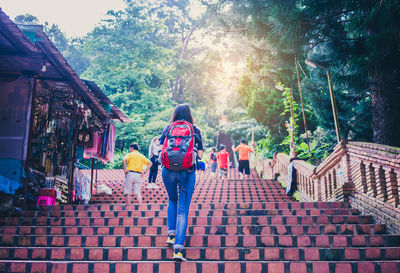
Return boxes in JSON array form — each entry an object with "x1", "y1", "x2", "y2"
[
  {"x1": 216, "y1": 145, "x2": 230, "y2": 180},
  {"x1": 233, "y1": 138, "x2": 254, "y2": 179}
]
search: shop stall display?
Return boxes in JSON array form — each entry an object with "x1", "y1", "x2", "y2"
[
  {"x1": 0, "y1": 11, "x2": 130, "y2": 206},
  {"x1": 23, "y1": 80, "x2": 108, "y2": 204}
]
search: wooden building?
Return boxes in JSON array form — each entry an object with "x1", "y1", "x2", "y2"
[{"x1": 0, "y1": 9, "x2": 129, "y2": 204}]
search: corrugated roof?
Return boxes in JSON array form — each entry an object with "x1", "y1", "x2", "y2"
[
  {"x1": 0, "y1": 8, "x2": 38, "y2": 54},
  {"x1": 0, "y1": 9, "x2": 122, "y2": 123}
]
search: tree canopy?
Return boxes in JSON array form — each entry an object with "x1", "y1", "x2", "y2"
[
  {"x1": 15, "y1": 0, "x2": 400, "y2": 167},
  {"x1": 208, "y1": 0, "x2": 400, "y2": 160}
]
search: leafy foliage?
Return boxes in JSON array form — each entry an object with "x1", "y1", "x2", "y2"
[
  {"x1": 221, "y1": 118, "x2": 265, "y2": 146},
  {"x1": 15, "y1": 3, "x2": 223, "y2": 168},
  {"x1": 78, "y1": 1, "x2": 220, "y2": 160},
  {"x1": 298, "y1": 127, "x2": 333, "y2": 164},
  {"x1": 81, "y1": 4, "x2": 175, "y2": 116},
  {"x1": 213, "y1": 0, "x2": 400, "y2": 147},
  {"x1": 256, "y1": 133, "x2": 277, "y2": 159},
  {"x1": 237, "y1": 76, "x2": 285, "y2": 140},
  {"x1": 18, "y1": 0, "x2": 400, "y2": 170}
]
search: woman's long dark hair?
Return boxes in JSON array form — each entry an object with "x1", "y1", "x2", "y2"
[{"x1": 170, "y1": 104, "x2": 194, "y2": 124}]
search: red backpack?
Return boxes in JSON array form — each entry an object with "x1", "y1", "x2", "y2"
[{"x1": 160, "y1": 120, "x2": 197, "y2": 171}]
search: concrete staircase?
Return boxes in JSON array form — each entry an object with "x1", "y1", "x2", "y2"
[{"x1": 0, "y1": 169, "x2": 399, "y2": 272}]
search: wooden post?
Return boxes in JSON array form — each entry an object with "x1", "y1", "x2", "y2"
[
  {"x1": 23, "y1": 77, "x2": 38, "y2": 209},
  {"x1": 295, "y1": 57, "x2": 312, "y2": 162},
  {"x1": 95, "y1": 160, "x2": 98, "y2": 189},
  {"x1": 90, "y1": 158, "x2": 94, "y2": 202},
  {"x1": 67, "y1": 130, "x2": 76, "y2": 204},
  {"x1": 289, "y1": 87, "x2": 296, "y2": 159}
]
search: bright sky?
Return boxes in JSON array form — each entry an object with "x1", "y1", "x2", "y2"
[
  {"x1": 0, "y1": 0, "x2": 206, "y2": 38},
  {"x1": 0, "y1": 0, "x2": 244, "y2": 108},
  {"x1": 0, "y1": 0, "x2": 126, "y2": 38}
]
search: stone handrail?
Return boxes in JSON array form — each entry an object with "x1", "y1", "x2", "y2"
[
  {"x1": 257, "y1": 140, "x2": 400, "y2": 204},
  {"x1": 256, "y1": 140, "x2": 400, "y2": 232},
  {"x1": 346, "y1": 142, "x2": 400, "y2": 205}
]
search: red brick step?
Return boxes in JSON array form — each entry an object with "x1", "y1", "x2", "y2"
[
  {"x1": 1, "y1": 246, "x2": 400, "y2": 261},
  {"x1": 1, "y1": 224, "x2": 385, "y2": 236},
  {"x1": 0, "y1": 260, "x2": 399, "y2": 273},
  {"x1": 1, "y1": 234, "x2": 399, "y2": 248}
]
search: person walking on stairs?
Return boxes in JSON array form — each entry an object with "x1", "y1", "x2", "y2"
[
  {"x1": 198, "y1": 156, "x2": 206, "y2": 171},
  {"x1": 159, "y1": 103, "x2": 203, "y2": 262},
  {"x1": 148, "y1": 136, "x2": 160, "y2": 189},
  {"x1": 233, "y1": 138, "x2": 254, "y2": 179},
  {"x1": 209, "y1": 147, "x2": 218, "y2": 178},
  {"x1": 217, "y1": 145, "x2": 230, "y2": 180},
  {"x1": 122, "y1": 143, "x2": 152, "y2": 204}
]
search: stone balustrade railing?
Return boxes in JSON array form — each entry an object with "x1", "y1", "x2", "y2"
[
  {"x1": 345, "y1": 142, "x2": 400, "y2": 205},
  {"x1": 256, "y1": 140, "x2": 400, "y2": 233}
]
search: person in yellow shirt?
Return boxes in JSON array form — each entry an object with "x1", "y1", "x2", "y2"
[
  {"x1": 233, "y1": 138, "x2": 254, "y2": 179},
  {"x1": 123, "y1": 143, "x2": 152, "y2": 204}
]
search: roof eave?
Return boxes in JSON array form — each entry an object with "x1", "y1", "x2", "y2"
[{"x1": 32, "y1": 30, "x2": 109, "y2": 121}]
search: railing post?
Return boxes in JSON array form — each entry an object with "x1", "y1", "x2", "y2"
[
  {"x1": 332, "y1": 169, "x2": 338, "y2": 192},
  {"x1": 338, "y1": 141, "x2": 355, "y2": 201},
  {"x1": 328, "y1": 173, "x2": 333, "y2": 199},
  {"x1": 366, "y1": 163, "x2": 378, "y2": 198},
  {"x1": 312, "y1": 171, "x2": 322, "y2": 201},
  {"x1": 385, "y1": 169, "x2": 399, "y2": 207},
  {"x1": 359, "y1": 162, "x2": 368, "y2": 194},
  {"x1": 318, "y1": 177, "x2": 322, "y2": 201},
  {"x1": 311, "y1": 178, "x2": 316, "y2": 200},
  {"x1": 375, "y1": 166, "x2": 388, "y2": 202},
  {"x1": 271, "y1": 159, "x2": 275, "y2": 180},
  {"x1": 340, "y1": 156, "x2": 352, "y2": 186}
]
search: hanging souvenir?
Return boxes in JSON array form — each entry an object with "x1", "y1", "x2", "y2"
[
  {"x1": 76, "y1": 110, "x2": 93, "y2": 147},
  {"x1": 76, "y1": 130, "x2": 93, "y2": 146}
]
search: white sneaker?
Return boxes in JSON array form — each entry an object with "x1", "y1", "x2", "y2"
[
  {"x1": 146, "y1": 184, "x2": 153, "y2": 189},
  {"x1": 152, "y1": 184, "x2": 159, "y2": 189}
]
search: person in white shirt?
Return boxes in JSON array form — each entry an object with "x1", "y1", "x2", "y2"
[{"x1": 147, "y1": 136, "x2": 160, "y2": 189}]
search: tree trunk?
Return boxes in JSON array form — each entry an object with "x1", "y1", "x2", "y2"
[
  {"x1": 370, "y1": 70, "x2": 400, "y2": 147},
  {"x1": 172, "y1": 25, "x2": 198, "y2": 102},
  {"x1": 172, "y1": 77, "x2": 181, "y2": 102}
]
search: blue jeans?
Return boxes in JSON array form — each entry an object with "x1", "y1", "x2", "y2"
[{"x1": 162, "y1": 168, "x2": 196, "y2": 249}]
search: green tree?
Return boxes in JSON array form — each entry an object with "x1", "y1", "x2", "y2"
[
  {"x1": 80, "y1": 1, "x2": 220, "y2": 156},
  {"x1": 82, "y1": 3, "x2": 175, "y2": 114},
  {"x1": 14, "y1": 14, "x2": 39, "y2": 24},
  {"x1": 14, "y1": 4, "x2": 222, "y2": 168},
  {"x1": 214, "y1": 0, "x2": 400, "y2": 146}
]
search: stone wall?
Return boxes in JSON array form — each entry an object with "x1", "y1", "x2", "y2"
[{"x1": 349, "y1": 191, "x2": 400, "y2": 234}]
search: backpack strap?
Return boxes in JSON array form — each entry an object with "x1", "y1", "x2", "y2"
[{"x1": 166, "y1": 134, "x2": 196, "y2": 139}]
